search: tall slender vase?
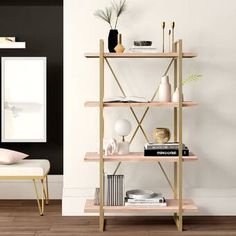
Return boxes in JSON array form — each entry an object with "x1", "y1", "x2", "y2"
[{"x1": 108, "y1": 29, "x2": 118, "y2": 52}]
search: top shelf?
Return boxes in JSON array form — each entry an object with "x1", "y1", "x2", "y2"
[{"x1": 84, "y1": 52, "x2": 197, "y2": 59}]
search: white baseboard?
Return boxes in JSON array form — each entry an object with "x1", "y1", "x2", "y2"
[
  {"x1": 0, "y1": 175, "x2": 63, "y2": 199},
  {"x1": 62, "y1": 187, "x2": 236, "y2": 216}
]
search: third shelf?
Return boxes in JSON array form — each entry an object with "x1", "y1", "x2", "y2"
[{"x1": 84, "y1": 101, "x2": 198, "y2": 108}]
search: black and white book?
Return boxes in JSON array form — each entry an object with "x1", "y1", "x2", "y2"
[
  {"x1": 125, "y1": 197, "x2": 167, "y2": 207},
  {"x1": 125, "y1": 202, "x2": 167, "y2": 207},
  {"x1": 144, "y1": 147, "x2": 189, "y2": 156},
  {"x1": 127, "y1": 196, "x2": 165, "y2": 203},
  {"x1": 145, "y1": 142, "x2": 186, "y2": 150},
  {"x1": 129, "y1": 46, "x2": 158, "y2": 53}
]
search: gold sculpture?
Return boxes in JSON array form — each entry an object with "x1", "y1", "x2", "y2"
[{"x1": 153, "y1": 128, "x2": 171, "y2": 144}]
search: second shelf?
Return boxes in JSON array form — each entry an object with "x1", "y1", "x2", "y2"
[{"x1": 85, "y1": 152, "x2": 197, "y2": 162}]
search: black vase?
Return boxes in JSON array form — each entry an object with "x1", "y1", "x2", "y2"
[{"x1": 108, "y1": 29, "x2": 118, "y2": 52}]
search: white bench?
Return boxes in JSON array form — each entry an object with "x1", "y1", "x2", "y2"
[{"x1": 0, "y1": 160, "x2": 50, "y2": 215}]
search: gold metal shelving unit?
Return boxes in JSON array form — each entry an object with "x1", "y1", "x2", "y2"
[{"x1": 84, "y1": 39, "x2": 198, "y2": 232}]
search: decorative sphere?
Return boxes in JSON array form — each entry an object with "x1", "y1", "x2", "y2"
[
  {"x1": 114, "y1": 119, "x2": 132, "y2": 137},
  {"x1": 153, "y1": 128, "x2": 171, "y2": 144}
]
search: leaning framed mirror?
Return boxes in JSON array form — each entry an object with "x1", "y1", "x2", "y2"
[{"x1": 1, "y1": 57, "x2": 47, "y2": 142}]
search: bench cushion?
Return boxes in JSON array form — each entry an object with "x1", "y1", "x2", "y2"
[{"x1": 0, "y1": 160, "x2": 50, "y2": 177}]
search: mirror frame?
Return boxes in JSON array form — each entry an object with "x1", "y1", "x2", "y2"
[{"x1": 1, "y1": 57, "x2": 47, "y2": 142}]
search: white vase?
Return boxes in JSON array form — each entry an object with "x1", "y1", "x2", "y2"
[
  {"x1": 158, "y1": 76, "x2": 171, "y2": 102},
  {"x1": 172, "y1": 87, "x2": 184, "y2": 102}
]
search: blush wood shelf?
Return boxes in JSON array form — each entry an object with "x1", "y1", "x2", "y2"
[
  {"x1": 84, "y1": 52, "x2": 197, "y2": 59},
  {"x1": 84, "y1": 152, "x2": 197, "y2": 162},
  {"x1": 84, "y1": 39, "x2": 198, "y2": 232},
  {"x1": 84, "y1": 199, "x2": 198, "y2": 213},
  {"x1": 84, "y1": 101, "x2": 197, "y2": 108}
]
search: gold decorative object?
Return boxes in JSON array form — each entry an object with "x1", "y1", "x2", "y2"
[
  {"x1": 115, "y1": 33, "x2": 125, "y2": 53},
  {"x1": 153, "y1": 128, "x2": 171, "y2": 143}
]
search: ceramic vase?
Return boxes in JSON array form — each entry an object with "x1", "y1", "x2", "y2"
[
  {"x1": 114, "y1": 33, "x2": 125, "y2": 53},
  {"x1": 108, "y1": 29, "x2": 118, "y2": 52},
  {"x1": 158, "y1": 76, "x2": 171, "y2": 102},
  {"x1": 172, "y1": 87, "x2": 184, "y2": 102}
]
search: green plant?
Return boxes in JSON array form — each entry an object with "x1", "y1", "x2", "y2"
[
  {"x1": 94, "y1": 0, "x2": 127, "y2": 29},
  {"x1": 182, "y1": 74, "x2": 202, "y2": 86}
]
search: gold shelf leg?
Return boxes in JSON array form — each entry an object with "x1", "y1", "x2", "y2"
[
  {"x1": 177, "y1": 39, "x2": 183, "y2": 232},
  {"x1": 99, "y1": 39, "x2": 105, "y2": 232},
  {"x1": 173, "y1": 42, "x2": 178, "y2": 222}
]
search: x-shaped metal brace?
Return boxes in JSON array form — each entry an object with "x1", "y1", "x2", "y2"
[{"x1": 104, "y1": 58, "x2": 175, "y2": 194}]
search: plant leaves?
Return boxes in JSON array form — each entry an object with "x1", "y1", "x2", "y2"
[{"x1": 182, "y1": 74, "x2": 202, "y2": 86}]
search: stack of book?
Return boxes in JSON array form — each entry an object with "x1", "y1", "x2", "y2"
[
  {"x1": 94, "y1": 174, "x2": 124, "y2": 206},
  {"x1": 129, "y1": 46, "x2": 158, "y2": 53},
  {"x1": 125, "y1": 196, "x2": 167, "y2": 207},
  {"x1": 144, "y1": 142, "x2": 189, "y2": 156}
]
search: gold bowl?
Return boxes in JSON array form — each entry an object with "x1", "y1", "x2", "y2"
[{"x1": 153, "y1": 128, "x2": 171, "y2": 144}]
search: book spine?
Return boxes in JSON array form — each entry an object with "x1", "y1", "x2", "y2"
[
  {"x1": 108, "y1": 175, "x2": 111, "y2": 206},
  {"x1": 104, "y1": 174, "x2": 107, "y2": 206},
  {"x1": 117, "y1": 175, "x2": 120, "y2": 206},
  {"x1": 144, "y1": 149, "x2": 189, "y2": 156},
  {"x1": 115, "y1": 175, "x2": 117, "y2": 206},
  {"x1": 127, "y1": 198, "x2": 165, "y2": 203},
  {"x1": 94, "y1": 188, "x2": 100, "y2": 206},
  {"x1": 117, "y1": 176, "x2": 119, "y2": 206},
  {"x1": 120, "y1": 176, "x2": 121, "y2": 206},
  {"x1": 145, "y1": 144, "x2": 185, "y2": 150},
  {"x1": 146, "y1": 146, "x2": 185, "y2": 150},
  {"x1": 112, "y1": 175, "x2": 114, "y2": 206}
]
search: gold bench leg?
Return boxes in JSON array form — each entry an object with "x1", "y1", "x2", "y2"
[
  {"x1": 45, "y1": 175, "x2": 50, "y2": 205},
  {"x1": 33, "y1": 178, "x2": 48, "y2": 216},
  {"x1": 41, "y1": 176, "x2": 49, "y2": 205}
]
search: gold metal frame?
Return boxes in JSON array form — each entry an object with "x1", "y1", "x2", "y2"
[
  {"x1": 98, "y1": 39, "x2": 183, "y2": 231},
  {"x1": 0, "y1": 173, "x2": 50, "y2": 216}
]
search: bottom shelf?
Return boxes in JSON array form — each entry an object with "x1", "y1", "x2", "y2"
[{"x1": 84, "y1": 199, "x2": 197, "y2": 213}]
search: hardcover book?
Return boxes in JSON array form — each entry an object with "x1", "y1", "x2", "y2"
[
  {"x1": 144, "y1": 147, "x2": 189, "y2": 156},
  {"x1": 145, "y1": 142, "x2": 186, "y2": 150}
]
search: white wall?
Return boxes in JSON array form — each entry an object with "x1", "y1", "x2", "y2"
[{"x1": 63, "y1": 0, "x2": 236, "y2": 215}]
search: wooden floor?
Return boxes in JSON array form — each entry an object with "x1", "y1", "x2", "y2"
[{"x1": 0, "y1": 200, "x2": 236, "y2": 236}]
